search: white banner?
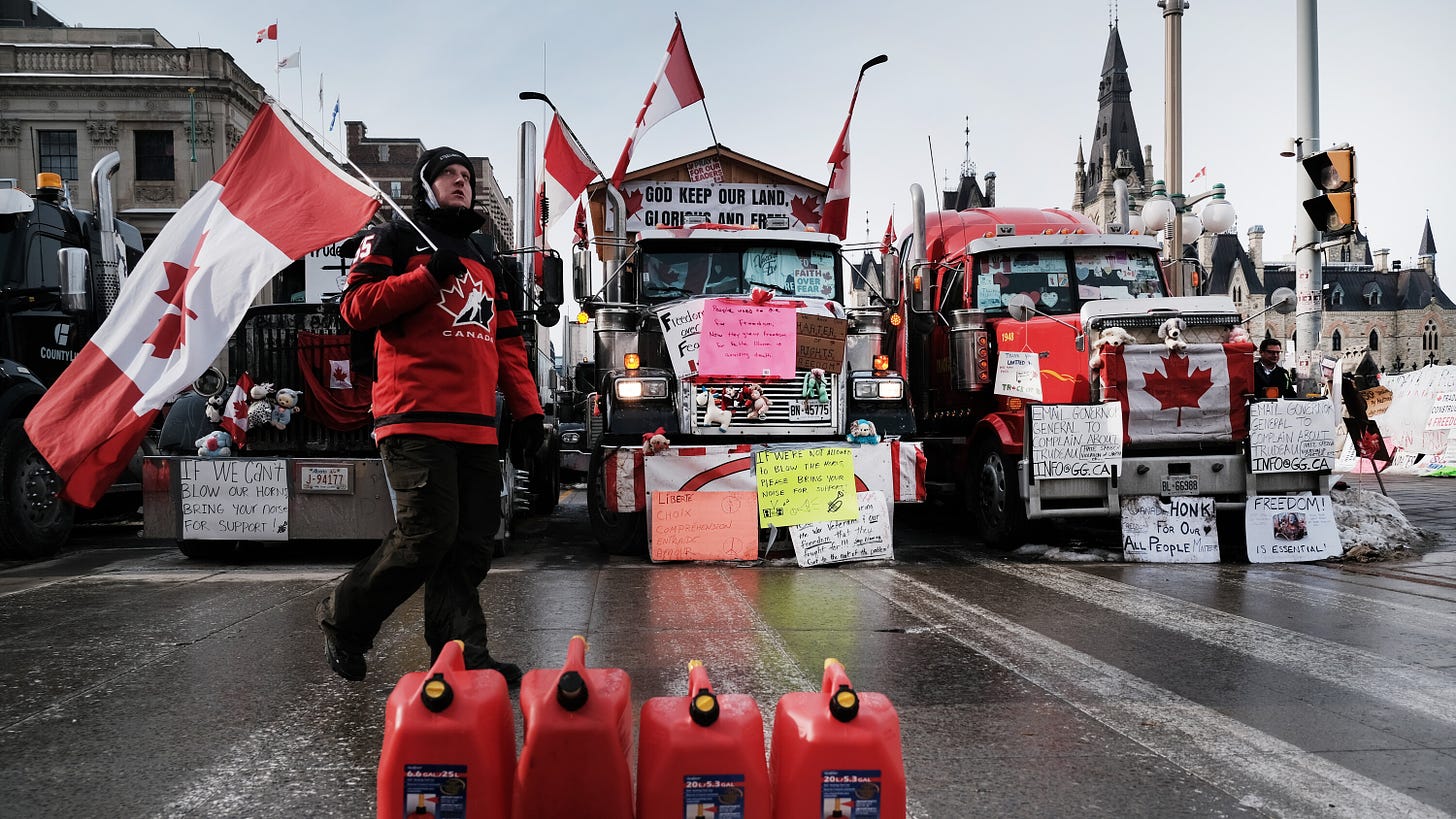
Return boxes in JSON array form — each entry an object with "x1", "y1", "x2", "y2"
[
  {"x1": 622, "y1": 180, "x2": 823, "y2": 232},
  {"x1": 789, "y1": 491, "x2": 892, "y2": 566},
  {"x1": 180, "y1": 457, "x2": 289, "y2": 541}
]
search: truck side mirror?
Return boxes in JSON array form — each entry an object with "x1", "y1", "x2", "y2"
[
  {"x1": 59, "y1": 247, "x2": 90, "y2": 311},
  {"x1": 540, "y1": 253, "x2": 564, "y2": 308},
  {"x1": 883, "y1": 250, "x2": 902, "y2": 305},
  {"x1": 572, "y1": 246, "x2": 592, "y2": 302},
  {"x1": 1006, "y1": 293, "x2": 1036, "y2": 323},
  {"x1": 909, "y1": 262, "x2": 933, "y2": 313}
]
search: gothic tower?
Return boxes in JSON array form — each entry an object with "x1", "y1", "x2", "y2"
[{"x1": 1075, "y1": 21, "x2": 1152, "y2": 227}]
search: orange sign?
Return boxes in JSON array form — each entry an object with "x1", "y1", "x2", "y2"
[{"x1": 649, "y1": 490, "x2": 759, "y2": 562}]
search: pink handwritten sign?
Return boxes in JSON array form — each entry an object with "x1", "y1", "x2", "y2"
[
  {"x1": 696, "y1": 299, "x2": 797, "y2": 378},
  {"x1": 649, "y1": 490, "x2": 759, "y2": 561}
]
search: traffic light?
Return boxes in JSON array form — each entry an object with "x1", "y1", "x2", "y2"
[{"x1": 1301, "y1": 147, "x2": 1356, "y2": 237}]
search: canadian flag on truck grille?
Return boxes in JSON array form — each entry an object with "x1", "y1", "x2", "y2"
[{"x1": 1100, "y1": 343, "x2": 1254, "y2": 445}]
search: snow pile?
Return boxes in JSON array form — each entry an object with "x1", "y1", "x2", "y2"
[{"x1": 1329, "y1": 484, "x2": 1437, "y2": 559}]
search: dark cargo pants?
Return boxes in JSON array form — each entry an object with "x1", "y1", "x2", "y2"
[{"x1": 320, "y1": 435, "x2": 502, "y2": 665}]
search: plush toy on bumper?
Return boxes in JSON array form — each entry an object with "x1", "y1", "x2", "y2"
[
  {"x1": 641, "y1": 426, "x2": 670, "y2": 456},
  {"x1": 846, "y1": 418, "x2": 880, "y2": 445},
  {"x1": 1158, "y1": 317, "x2": 1189, "y2": 355},
  {"x1": 196, "y1": 430, "x2": 233, "y2": 458},
  {"x1": 270, "y1": 388, "x2": 301, "y2": 430}
]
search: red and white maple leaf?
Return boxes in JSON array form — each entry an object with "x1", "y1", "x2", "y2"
[
  {"x1": 145, "y1": 258, "x2": 202, "y2": 359},
  {"x1": 332, "y1": 364, "x2": 348, "y2": 383},
  {"x1": 623, "y1": 189, "x2": 645, "y2": 219},
  {"x1": 790, "y1": 195, "x2": 822, "y2": 227},
  {"x1": 231, "y1": 398, "x2": 249, "y2": 419},
  {"x1": 1141, "y1": 353, "x2": 1213, "y2": 427}
]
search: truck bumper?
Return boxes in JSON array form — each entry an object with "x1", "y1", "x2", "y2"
[
  {"x1": 143, "y1": 456, "x2": 395, "y2": 541},
  {"x1": 598, "y1": 440, "x2": 926, "y2": 514},
  {"x1": 1021, "y1": 453, "x2": 1329, "y2": 518}
]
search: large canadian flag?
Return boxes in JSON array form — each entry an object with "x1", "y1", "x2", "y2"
[
  {"x1": 24, "y1": 104, "x2": 380, "y2": 507},
  {"x1": 1101, "y1": 343, "x2": 1255, "y2": 445},
  {"x1": 542, "y1": 113, "x2": 598, "y2": 230},
  {"x1": 610, "y1": 18, "x2": 705, "y2": 189}
]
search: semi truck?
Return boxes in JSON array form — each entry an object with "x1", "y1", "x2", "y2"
[
  {"x1": 568, "y1": 207, "x2": 925, "y2": 555},
  {"x1": 891, "y1": 182, "x2": 1320, "y2": 548},
  {"x1": 0, "y1": 155, "x2": 146, "y2": 557}
]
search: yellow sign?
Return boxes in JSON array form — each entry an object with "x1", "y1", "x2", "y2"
[{"x1": 754, "y1": 447, "x2": 859, "y2": 527}]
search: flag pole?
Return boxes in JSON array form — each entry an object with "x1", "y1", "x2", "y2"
[
  {"x1": 674, "y1": 14, "x2": 721, "y2": 157},
  {"x1": 296, "y1": 50, "x2": 305, "y2": 124},
  {"x1": 518, "y1": 91, "x2": 605, "y2": 178},
  {"x1": 273, "y1": 22, "x2": 280, "y2": 99}
]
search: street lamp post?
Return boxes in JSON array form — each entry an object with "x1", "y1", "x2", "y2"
[
  {"x1": 1159, "y1": 0, "x2": 1188, "y2": 295},
  {"x1": 1142, "y1": 180, "x2": 1237, "y2": 293}
]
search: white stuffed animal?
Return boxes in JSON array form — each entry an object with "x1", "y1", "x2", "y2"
[
  {"x1": 1158, "y1": 317, "x2": 1189, "y2": 355},
  {"x1": 1227, "y1": 325, "x2": 1251, "y2": 345},
  {"x1": 1090, "y1": 326, "x2": 1137, "y2": 370},
  {"x1": 697, "y1": 387, "x2": 734, "y2": 431},
  {"x1": 641, "y1": 427, "x2": 670, "y2": 456}
]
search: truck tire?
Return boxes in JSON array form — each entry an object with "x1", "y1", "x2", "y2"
[
  {"x1": 530, "y1": 442, "x2": 560, "y2": 515},
  {"x1": 967, "y1": 437, "x2": 1024, "y2": 549},
  {"x1": 0, "y1": 420, "x2": 75, "y2": 559},
  {"x1": 586, "y1": 445, "x2": 646, "y2": 556}
]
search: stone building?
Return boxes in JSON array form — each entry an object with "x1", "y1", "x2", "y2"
[
  {"x1": 0, "y1": 5, "x2": 265, "y2": 241},
  {"x1": 1064, "y1": 18, "x2": 1454, "y2": 378},
  {"x1": 1073, "y1": 22, "x2": 1155, "y2": 230},
  {"x1": 343, "y1": 120, "x2": 514, "y2": 251}
]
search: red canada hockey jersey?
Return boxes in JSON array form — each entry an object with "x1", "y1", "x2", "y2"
[{"x1": 341, "y1": 219, "x2": 542, "y2": 446}]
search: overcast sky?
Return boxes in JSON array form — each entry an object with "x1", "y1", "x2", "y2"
[{"x1": 41, "y1": 0, "x2": 1456, "y2": 297}]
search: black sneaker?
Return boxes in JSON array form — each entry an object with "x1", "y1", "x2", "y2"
[
  {"x1": 324, "y1": 633, "x2": 367, "y2": 681},
  {"x1": 485, "y1": 659, "x2": 523, "y2": 687},
  {"x1": 317, "y1": 598, "x2": 366, "y2": 682}
]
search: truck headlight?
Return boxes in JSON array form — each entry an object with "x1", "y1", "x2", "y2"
[
  {"x1": 614, "y1": 377, "x2": 669, "y2": 401},
  {"x1": 561, "y1": 431, "x2": 581, "y2": 446},
  {"x1": 853, "y1": 376, "x2": 904, "y2": 400}
]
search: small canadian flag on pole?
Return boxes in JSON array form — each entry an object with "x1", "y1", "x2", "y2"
[
  {"x1": 1189, "y1": 165, "x2": 1208, "y2": 184},
  {"x1": 256, "y1": 23, "x2": 277, "y2": 43}
]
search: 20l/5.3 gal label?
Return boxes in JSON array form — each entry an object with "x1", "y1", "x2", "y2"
[
  {"x1": 822, "y1": 769, "x2": 881, "y2": 817},
  {"x1": 684, "y1": 774, "x2": 745, "y2": 818}
]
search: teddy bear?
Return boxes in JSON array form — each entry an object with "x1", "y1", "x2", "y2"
[
  {"x1": 270, "y1": 388, "x2": 301, "y2": 430},
  {"x1": 801, "y1": 368, "x2": 829, "y2": 403},
  {"x1": 1090, "y1": 325, "x2": 1138, "y2": 371},
  {"x1": 195, "y1": 430, "x2": 233, "y2": 458},
  {"x1": 641, "y1": 426, "x2": 670, "y2": 456},
  {"x1": 697, "y1": 386, "x2": 734, "y2": 431},
  {"x1": 846, "y1": 418, "x2": 880, "y2": 445},
  {"x1": 1158, "y1": 317, "x2": 1189, "y2": 355},
  {"x1": 739, "y1": 382, "x2": 771, "y2": 420}
]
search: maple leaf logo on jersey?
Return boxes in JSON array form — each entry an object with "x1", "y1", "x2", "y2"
[
  {"x1": 438, "y1": 270, "x2": 494, "y2": 330},
  {"x1": 1142, "y1": 353, "x2": 1213, "y2": 427}
]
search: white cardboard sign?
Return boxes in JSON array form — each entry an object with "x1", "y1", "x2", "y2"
[
  {"x1": 1245, "y1": 495, "x2": 1341, "y2": 562},
  {"x1": 1248, "y1": 399, "x2": 1338, "y2": 473},
  {"x1": 1028, "y1": 403, "x2": 1123, "y2": 479},
  {"x1": 1120, "y1": 495, "x2": 1220, "y2": 562},
  {"x1": 994, "y1": 351, "x2": 1043, "y2": 401},
  {"x1": 180, "y1": 458, "x2": 289, "y2": 541},
  {"x1": 789, "y1": 491, "x2": 892, "y2": 567}
]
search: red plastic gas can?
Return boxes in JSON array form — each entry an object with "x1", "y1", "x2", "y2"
[
  {"x1": 512, "y1": 635, "x2": 634, "y2": 818},
  {"x1": 769, "y1": 659, "x2": 906, "y2": 819},
  {"x1": 376, "y1": 640, "x2": 516, "y2": 818},
  {"x1": 637, "y1": 660, "x2": 770, "y2": 818}
]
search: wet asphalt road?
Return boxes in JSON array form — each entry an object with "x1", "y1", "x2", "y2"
[{"x1": 2, "y1": 475, "x2": 1455, "y2": 817}]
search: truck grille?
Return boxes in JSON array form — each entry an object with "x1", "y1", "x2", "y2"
[
  {"x1": 230, "y1": 304, "x2": 377, "y2": 456},
  {"x1": 690, "y1": 372, "x2": 839, "y2": 434}
]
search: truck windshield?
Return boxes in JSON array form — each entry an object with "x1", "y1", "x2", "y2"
[
  {"x1": 971, "y1": 247, "x2": 1165, "y2": 315},
  {"x1": 641, "y1": 244, "x2": 840, "y2": 302}
]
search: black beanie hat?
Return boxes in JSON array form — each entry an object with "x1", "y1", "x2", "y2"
[{"x1": 413, "y1": 146, "x2": 476, "y2": 213}]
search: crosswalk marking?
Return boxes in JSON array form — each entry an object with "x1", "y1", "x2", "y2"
[{"x1": 853, "y1": 569, "x2": 1449, "y2": 818}]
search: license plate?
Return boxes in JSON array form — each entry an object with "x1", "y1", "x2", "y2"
[
  {"x1": 1162, "y1": 476, "x2": 1199, "y2": 496},
  {"x1": 788, "y1": 400, "x2": 831, "y2": 422}
]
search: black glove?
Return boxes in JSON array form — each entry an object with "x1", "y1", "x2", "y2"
[
  {"x1": 517, "y1": 414, "x2": 547, "y2": 457},
  {"x1": 427, "y1": 249, "x2": 465, "y2": 284}
]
